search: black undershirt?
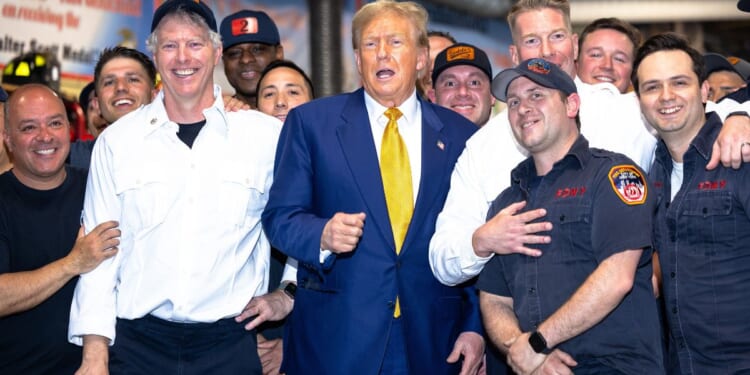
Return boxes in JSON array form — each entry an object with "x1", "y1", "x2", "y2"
[{"x1": 177, "y1": 119, "x2": 206, "y2": 148}]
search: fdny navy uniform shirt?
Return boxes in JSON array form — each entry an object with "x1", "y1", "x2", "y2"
[
  {"x1": 651, "y1": 113, "x2": 750, "y2": 374},
  {"x1": 478, "y1": 135, "x2": 664, "y2": 373}
]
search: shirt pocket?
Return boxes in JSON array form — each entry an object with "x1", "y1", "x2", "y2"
[
  {"x1": 546, "y1": 201, "x2": 592, "y2": 263},
  {"x1": 679, "y1": 191, "x2": 734, "y2": 251},
  {"x1": 113, "y1": 166, "x2": 175, "y2": 232},
  {"x1": 215, "y1": 163, "x2": 269, "y2": 229}
]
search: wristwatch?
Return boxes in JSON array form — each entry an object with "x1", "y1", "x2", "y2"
[
  {"x1": 279, "y1": 281, "x2": 297, "y2": 300},
  {"x1": 528, "y1": 330, "x2": 551, "y2": 354}
]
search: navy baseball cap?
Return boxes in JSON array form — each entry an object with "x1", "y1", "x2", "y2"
[
  {"x1": 727, "y1": 56, "x2": 750, "y2": 80},
  {"x1": 0, "y1": 86, "x2": 7, "y2": 102},
  {"x1": 220, "y1": 10, "x2": 280, "y2": 50},
  {"x1": 78, "y1": 81, "x2": 96, "y2": 115},
  {"x1": 491, "y1": 58, "x2": 577, "y2": 102},
  {"x1": 739, "y1": 0, "x2": 750, "y2": 12},
  {"x1": 704, "y1": 53, "x2": 743, "y2": 78},
  {"x1": 151, "y1": 0, "x2": 217, "y2": 33},
  {"x1": 431, "y1": 43, "x2": 492, "y2": 86}
]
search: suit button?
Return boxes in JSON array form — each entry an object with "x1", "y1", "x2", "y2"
[
  {"x1": 387, "y1": 301, "x2": 395, "y2": 308},
  {"x1": 528, "y1": 288, "x2": 535, "y2": 295},
  {"x1": 670, "y1": 272, "x2": 675, "y2": 278},
  {"x1": 396, "y1": 261, "x2": 401, "y2": 269}
]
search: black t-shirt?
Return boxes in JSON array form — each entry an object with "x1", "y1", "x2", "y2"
[{"x1": 0, "y1": 166, "x2": 88, "y2": 374}]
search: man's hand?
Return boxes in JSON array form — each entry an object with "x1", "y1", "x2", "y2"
[
  {"x1": 222, "y1": 95, "x2": 251, "y2": 112},
  {"x1": 531, "y1": 349, "x2": 577, "y2": 375},
  {"x1": 447, "y1": 331, "x2": 485, "y2": 375},
  {"x1": 257, "y1": 334, "x2": 283, "y2": 375},
  {"x1": 76, "y1": 335, "x2": 110, "y2": 375},
  {"x1": 64, "y1": 221, "x2": 120, "y2": 276},
  {"x1": 506, "y1": 332, "x2": 546, "y2": 375},
  {"x1": 708, "y1": 114, "x2": 750, "y2": 170},
  {"x1": 320, "y1": 212, "x2": 366, "y2": 253},
  {"x1": 472, "y1": 201, "x2": 551, "y2": 258},
  {"x1": 236, "y1": 289, "x2": 294, "y2": 330}
]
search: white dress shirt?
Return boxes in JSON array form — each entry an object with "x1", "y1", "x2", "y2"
[
  {"x1": 364, "y1": 90, "x2": 423, "y2": 203},
  {"x1": 69, "y1": 86, "x2": 281, "y2": 345},
  {"x1": 429, "y1": 78, "x2": 659, "y2": 286}
]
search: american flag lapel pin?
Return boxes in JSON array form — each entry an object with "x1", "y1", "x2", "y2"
[{"x1": 437, "y1": 140, "x2": 445, "y2": 151}]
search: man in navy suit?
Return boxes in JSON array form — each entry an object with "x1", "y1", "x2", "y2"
[{"x1": 261, "y1": 1, "x2": 483, "y2": 374}]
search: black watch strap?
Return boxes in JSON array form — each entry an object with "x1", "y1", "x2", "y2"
[
  {"x1": 528, "y1": 330, "x2": 552, "y2": 354},
  {"x1": 280, "y1": 282, "x2": 296, "y2": 300}
]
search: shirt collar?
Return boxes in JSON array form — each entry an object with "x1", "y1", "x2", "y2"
[
  {"x1": 144, "y1": 85, "x2": 228, "y2": 136},
  {"x1": 363, "y1": 89, "x2": 419, "y2": 127},
  {"x1": 655, "y1": 113, "x2": 720, "y2": 165},
  {"x1": 511, "y1": 134, "x2": 591, "y2": 183}
]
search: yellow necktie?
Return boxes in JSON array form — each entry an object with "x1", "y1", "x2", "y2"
[{"x1": 380, "y1": 107, "x2": 413, "y2": 318}]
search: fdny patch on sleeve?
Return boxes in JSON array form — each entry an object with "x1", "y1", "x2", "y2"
[{"x1": 608, "y1": 165, "x2": 647, "y2": 205}]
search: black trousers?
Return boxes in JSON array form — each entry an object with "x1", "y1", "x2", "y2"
[{"x1": 110, "y1": 315, "x2": 261, "y2": 375}]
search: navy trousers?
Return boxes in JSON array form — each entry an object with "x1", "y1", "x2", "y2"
[{"x1": 110, "y1": 315, "x2": 261, "y2": 375}]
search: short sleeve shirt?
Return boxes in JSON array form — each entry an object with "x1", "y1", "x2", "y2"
[{"x1": 477, "y1": 135, "x2": 663, "y2": 373}]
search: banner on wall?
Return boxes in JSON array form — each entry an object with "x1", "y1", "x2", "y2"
[{"x1": 0, "y1": 0, "x2": 151, "y2": 85}]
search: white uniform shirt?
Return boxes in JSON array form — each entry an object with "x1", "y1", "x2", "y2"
[
  {"x1": 429, "y1": 78, "x2": 658, "y2": 285},
  {"x1": 69, "y1": 86, "x2": 281, "y2": 345}
]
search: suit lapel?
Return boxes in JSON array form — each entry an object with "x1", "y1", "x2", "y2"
[
  {"x1": 336, "y1": 89, "x2": 396, "y2": 253},
  {"x1": 401, "y1": 100, "x2": 451, "y2": 255}
]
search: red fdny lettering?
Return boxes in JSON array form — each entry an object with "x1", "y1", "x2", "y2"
[
  {"x1": 556, "y1": 186, "x2": 586, "y2": 198},
  {"x1": 698, "y1": 180, "x2": 727, "y2": 190}
]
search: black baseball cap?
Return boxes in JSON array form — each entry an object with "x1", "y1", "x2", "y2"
[
  {"x1": 491, "y1": 58, "x2": 577, "y2": 102},
  {"x1": 704, "y1": 53, "x2": 743, "y2": 78},
  {"x1": 739, "y1": 0, "x2": 750, "y2": 12},
  {"x1": 220, "y1": 10, "x2": 280, "y2": 50},
  {"x1": 432, "y1": 43, "x2": 492, "y2": 86},
  {"x1": 78, "y1": 81, "x2": 96, "y2": 114},
  {"x1": 151, "y1": 0, "x2": 217, "y2": 33}
]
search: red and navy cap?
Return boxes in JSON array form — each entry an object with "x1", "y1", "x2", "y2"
[
  {"x1": 220, "y1": 10, "x2": 280, "y2": 50},
  {"x1": 151, "y1": 0, "x2": 217, "y2": 33},
  {"x1": 491, "y1": 58, "x2": 577, "y2": 102}
]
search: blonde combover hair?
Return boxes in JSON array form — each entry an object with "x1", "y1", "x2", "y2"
[
  {"x1": 507, "y1": 0, "x2": 572, "y2": 41},
  {"x1": 351, "y1": 0, "x2": 429, "y2": 50}
]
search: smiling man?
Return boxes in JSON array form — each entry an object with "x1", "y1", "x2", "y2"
[
  {"x1": 429, "y1": 43, "x2": 495, "y2": 127},
  {"x1": 635, "y1": 32, "x2": 750, "y2": 374},
  {"x1": 68, "y1": 47, "x2": 157, "y2": 169},
  {"x1": 479, "y1": 58, "x2": 663, "y2": 375},
  {"x1": 576, "y1": 17, "x2": 641, "y2": 93},
  {"x1": 69, "y1": 1, "x2": 283, "y2": 373},
  {"x1": 0, "y1": 84, "x2": 119, "y2": 374},
  {"x1": 220, "y1": 9, "x2": 284, "y2": 108}
]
